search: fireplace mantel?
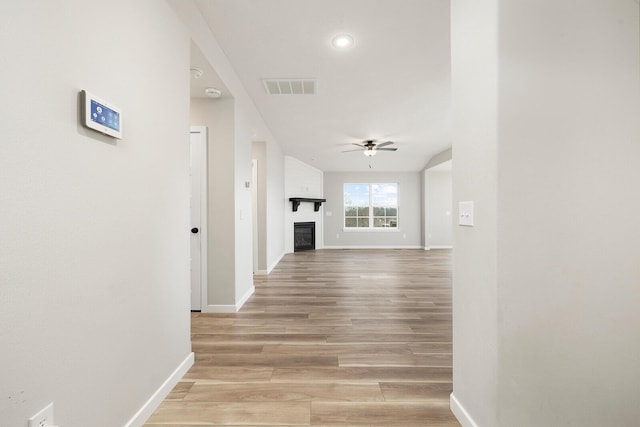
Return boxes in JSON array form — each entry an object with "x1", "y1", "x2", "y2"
[{"x1": 288, "y1": 197, "x2": 326, "y2": 212}]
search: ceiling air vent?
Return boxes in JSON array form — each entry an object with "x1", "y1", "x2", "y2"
[{"x1": 263, "y1": 79, "x2": 316, "y2": 95}]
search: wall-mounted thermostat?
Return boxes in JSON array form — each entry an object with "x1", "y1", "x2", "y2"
[{"x1": 81, "y1": 90, "x2": 123, "y2": 139}]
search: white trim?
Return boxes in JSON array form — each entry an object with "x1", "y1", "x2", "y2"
[
  {"x1": 254, "y1": 251, "x2": 286, "y2": 276},
  {"x1": 267, "y1": 251, "x2": 286, "y2": 273},
  {"x1": 450, "y1": 393, "x2": 480, "y2": 427},
  {"x1": 252, "y1": 159, "x2": 259, "y2": 274},
  {"x1": 203, "y1": 304, "x2": 237, "y2": 313},
  {"x1": 426, "y1": 245, "x2": 453, "y2": 250},
  {"x1": 343, "y1": 228, "x2": 401, "y2": 233},
  {"x1": 124, "y1": 352, "x2": 194, "y2": 427},
  {"x1": 190, "y1": 126, "x2": 208, "y2": 311},
  {"x1": 323, "y1": 245, "x2": 423, "y2": 250},
  {"x1": 236, "y1": 285, "x2": 255, "y2": 309},
  {"x1": 202, "y1": 286, "x2": 255, "y2": 313}
]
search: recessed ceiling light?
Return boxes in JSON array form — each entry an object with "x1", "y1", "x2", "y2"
[
  {"x1": 332, "y1": 34, "x2": 354, "y2": 49},
  {"x1": 204, "y1": 87, "x2": 222, "y2": 98}
]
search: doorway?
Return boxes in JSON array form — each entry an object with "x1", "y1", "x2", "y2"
[{"x1": 190, "y1": 126, "x2": 208, "y2": 311}]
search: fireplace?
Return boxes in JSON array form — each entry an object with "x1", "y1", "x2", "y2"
[{"x1": 294, "y1": 222, "x2": 315, "y2": 252}]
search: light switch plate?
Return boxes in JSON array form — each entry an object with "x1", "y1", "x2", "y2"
[
  {"x1": 458, "y1": 201, "x2": 474, "y2": 226},
  {"x1": 29, "y1": 402, "x2": 55, "y2": 427}
]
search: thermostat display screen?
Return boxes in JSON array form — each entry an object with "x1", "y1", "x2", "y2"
[
  {"x1": 90, "y1": 99, "x2": 120, "y2": 132},
  {"x1": 81, "y1": 90, "x2": 123, "y2": 139}
]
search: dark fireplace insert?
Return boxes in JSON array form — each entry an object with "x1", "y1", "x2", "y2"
[{"x1": 294, "y1": 222, "x2": 315, "y2": 252}]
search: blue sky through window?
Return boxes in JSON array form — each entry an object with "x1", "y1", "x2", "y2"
[
  {"x1": 372, "y1": 183, "x2": 397, "y2": 208},
  {"x1": 344, "y1": 183, "x2": 398, "y2": 228},
  {"x1": 344, "y1": 184, "x2": 369, "y2": 207}
]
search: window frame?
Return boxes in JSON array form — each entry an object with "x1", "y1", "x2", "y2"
[{"x1": 343, "y1": 183, "x2": 399, "y2": 231}]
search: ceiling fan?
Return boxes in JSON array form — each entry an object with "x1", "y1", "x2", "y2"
[{"x1": 342, "y1": 140, "x2": 398, "y2": 157}]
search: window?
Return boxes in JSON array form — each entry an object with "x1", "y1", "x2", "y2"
[{"x1": 344, "y1": 183, "x2": 398, "y2": 229}]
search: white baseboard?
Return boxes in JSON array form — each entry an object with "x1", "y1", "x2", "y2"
[
  {"x1": 202, "y1": 304, "x2": 237, "y2": 313},
  {"x1": 426, "y1": 245, "x2": 453, "y2": 250},
  {"x1": 450, "y1": 392, "x2": 479, "y2": 427},
  {"x1": 202, "y1": 286, "x2": 255, "y2": 313},
  {"x1": 125, "y1": 352, "x2": 194, "y2": 427},
  {"x1": 323, "y1": 245, "x2": 423, "y2": 250},
  {"x1": 236, "y1": 285, "x2": 255, "y2": 309},
  {"x1": 267, "y1": 251, "x2": 286, "y2": 273},
  {"x1": 253, "y1": 270, "x2": 268, "y2": 276}
]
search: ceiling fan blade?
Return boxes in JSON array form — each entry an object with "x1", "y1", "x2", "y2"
[
  {"x1": 376, "y1": 147, "x2": 398, "y2": 151},
  {"x1": 376, "y1": 141, "x2": 394, "y2": 148},
  {"x1": 351, "y1": 143, "x2": 366, "y2": 148},
  {"x1": 342, "y1": 148, "x2": 365, "y2": 152}
]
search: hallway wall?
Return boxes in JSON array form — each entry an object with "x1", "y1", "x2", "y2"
[
  {"x1": 495, "y1": 1, "x2": 640, "y2": 425},
  {"x1": 451, "y1": 0, "x2": 640, "y2": 425},
  {"x1": 190, "y1": 98, "x2": 237, "y2": 307},
  {"x1": 0, "y1": 1, "x2": 192, "y2": 425}
]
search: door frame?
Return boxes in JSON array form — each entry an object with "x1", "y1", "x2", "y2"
[
  {"x1": 190, "y1": 126, "x2": 208, "y2": 311},
  {"x1": 252, "y1": 159, "x2": 259, "y2": 273}
]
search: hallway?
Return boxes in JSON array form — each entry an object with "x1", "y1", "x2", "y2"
[{"x1": 145, "y1": 249, "x2": 459, "y2": 426}]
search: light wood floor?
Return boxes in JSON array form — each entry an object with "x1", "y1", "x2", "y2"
[{"x1": 145, "y1": 249, "x2": 459, "y2": 426}]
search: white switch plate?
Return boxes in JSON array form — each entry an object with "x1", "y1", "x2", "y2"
[
  {"x1": 29, "y1": 402, "x2": 55, "y2": 427},
  {"x1": 458, "y1": 201, "x2": 474, "y2": 226}
]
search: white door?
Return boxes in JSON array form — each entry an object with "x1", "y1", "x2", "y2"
[{"x1": 190, "y1": 127, "x2": 208, "y2": 311}]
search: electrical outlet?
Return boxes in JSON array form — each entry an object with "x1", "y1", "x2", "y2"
[{"x1": 29, "y1": 402, "x2": 55, "y2": 427}]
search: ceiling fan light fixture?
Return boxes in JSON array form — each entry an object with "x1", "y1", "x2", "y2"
[
  {"x1": 363, "y1": 150, "x2": 376, "y2": 157},
  {"x1": 332, "y1": 34, "x2": 354, "y2": 49}
]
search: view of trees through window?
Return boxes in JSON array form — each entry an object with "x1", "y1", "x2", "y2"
[{"x1": 344, "y1": 183, "x2": 398, "y2": 229}]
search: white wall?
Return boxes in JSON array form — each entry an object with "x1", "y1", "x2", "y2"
[
  {"x1": 0, "y1": 1, "x2": 192, "y2": 426},
  {"x1": 252, "y1": 140, "x2": 286, "y2": 273},
  {"x1": 425, "y1": 166, "x2": 452, "y2": 249},
  {"x1": 190, "y1": 98, "x2": 236, "y2": 306},
  {"x1": 323, "y1": 172, "x2": 422, "y2": 248},
  {"x1": 496, "y1": 1, "x2": 640, "y2": 425},
  {"x1": 265, "y1": 143, "x2": 285, "y2": 270},
  {"x1": 233, "y1": 105, "x2": 256, "y2": 306},
  {"x1": 170, "y1": 0, "x2": 286, "y2": 288},
  {"x1": 421, "y1": 148, "x2": 452, "y2": 248},
  {"x1": 452, "y1": 0, "x2": 640, "y2": 426},
  {"x1": 252, "y1": 141, "x2": 268, "y2": 271},
  {"x1": 284, "y1": 156, "x2": 324, "y2": 253},
  {"x1": 450, "y1": 0, "x2": 499, "y2": 425}
]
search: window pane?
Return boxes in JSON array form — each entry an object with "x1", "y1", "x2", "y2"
[
  {"x1": 358, "y1": 218, "x2": 369, "y2": 227},
  {"x1": 344, "y1": 184, "x2": 369, "y2": 207},
  {"x1": 344, "y1": 183, "x2": 369, "y2": 228},
  {"x1": 344, "y1": 183, "x2": 397, "y2": 229}
]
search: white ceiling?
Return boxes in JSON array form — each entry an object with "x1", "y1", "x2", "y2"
[
  {"x1": 193, "y1": 0, "x2": 451, "y2": 172},
  {"x1": 190, "y1": 42, "x2": 230, "y2": 99}
]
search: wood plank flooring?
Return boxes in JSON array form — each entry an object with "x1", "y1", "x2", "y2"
[{"x1": 145, "y1": 249, "x2": 459, "y2": 427}]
